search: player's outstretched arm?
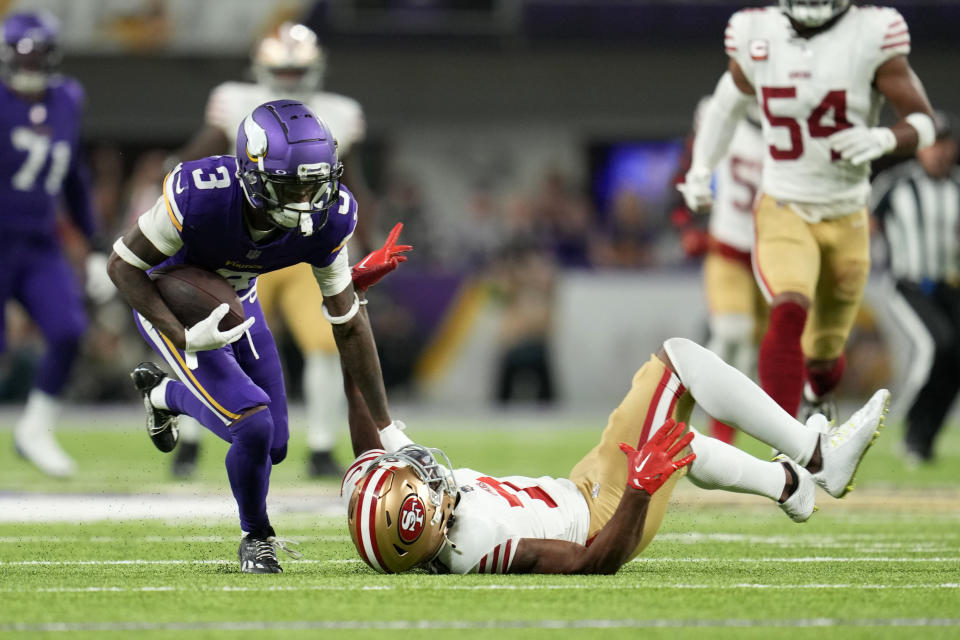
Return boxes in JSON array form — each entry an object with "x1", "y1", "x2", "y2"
[
  {"x1": 679, "y1": 60, "x2": 755, "y2": 212},
  {"x1": 509, "y1": 420, "x2": 695, "y2": 574}
]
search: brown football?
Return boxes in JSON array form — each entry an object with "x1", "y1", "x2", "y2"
[{"x1": 150, "y1": 264, "x2": 246, "y2": 330}]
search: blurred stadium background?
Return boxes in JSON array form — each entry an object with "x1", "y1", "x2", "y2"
[{"x1": 7, "y1": 0, "x2": 960, "y2": 412}]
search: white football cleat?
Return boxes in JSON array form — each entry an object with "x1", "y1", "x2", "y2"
[
  {"x1": 14, "y1": 428, "x2": 76, "y2": 478},
  {"x1": 812, "y1": 388, "x2": 889, "y2": 498},
  {"x1": 778, "y1": 458, "x2": 816, "y2": 523}
]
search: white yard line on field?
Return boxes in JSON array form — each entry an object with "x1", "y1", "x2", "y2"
[
  {"x1": 2, "y1": 618, "x2": 960, "y2": 632},
  {"x1": 2, "y1": 583, "x2": 958, "y2": 594}
]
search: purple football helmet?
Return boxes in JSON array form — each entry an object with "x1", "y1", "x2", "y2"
[
  {"x1": 0, "y1": 11, "x2": 61, "y2": 94},
  {"x1": 236, "y1": 100, "x2": 343, "y2": 235}
]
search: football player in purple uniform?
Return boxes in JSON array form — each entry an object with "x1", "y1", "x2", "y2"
[
  {"x1": 1, "y1": 12, "x2": 100, "y2": 477},
  {"x1": 107, "y1": 100, "x2": 402, "y2": 573}
]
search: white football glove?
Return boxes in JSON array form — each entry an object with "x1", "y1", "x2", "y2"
[
  {"x1": 84, "y1": 252, "x2": 116, "y2": 304},
  {"x1": 828, "y1": 126, "x2": 897, "y2": 166},
  {"x1": 184, "y1": 303, "x2": 255, "y2": 353},
  {"x1": 677, "y1": 167, "x2": 714, "y2": 212}
]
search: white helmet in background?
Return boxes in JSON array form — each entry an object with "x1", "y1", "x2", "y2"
[{"x1": 252, "y1": 22, "x2": 325, "y2": 94}]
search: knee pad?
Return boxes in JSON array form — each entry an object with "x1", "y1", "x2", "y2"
[{"x1": 229, "y1": 406, "x2": 274, "y2": 452}]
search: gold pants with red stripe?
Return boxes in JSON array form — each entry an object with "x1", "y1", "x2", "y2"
[
  {"x1": 256, "y1": 263, "x2": 337, "y2": 354},
  {"x1": 568, "y1": 354, "x2": 694, "y2": 559},
  {"x1": 753, "y1": 194, "x2": 870, "y2": 360}
]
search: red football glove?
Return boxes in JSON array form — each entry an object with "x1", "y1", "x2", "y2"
[
  {"x1": 350, "y1": 222, "x2": 412, "y2": 292},
  {"x1": 619, "y1": 419, "x2": 696, "y2": 495}
]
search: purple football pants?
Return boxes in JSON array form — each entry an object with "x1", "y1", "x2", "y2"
[
  {"x1": 0, "y1": 235, "x2": 86, "y2": 396},
  {"x1": 134, "y1": 296, "x2": 289, "y2": 536}
]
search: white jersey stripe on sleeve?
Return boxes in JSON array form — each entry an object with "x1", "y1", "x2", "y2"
[
  {"x1": 162, "y1": 167, "x2": 184, "y2": 228},
  {"x1": 501, "y1": 539, "x2": 514, "y2": 573}
]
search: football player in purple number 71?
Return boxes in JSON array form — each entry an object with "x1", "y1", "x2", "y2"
[
  {"x1": 107, "y1": 99, "x2": 407, "y2": 574},
  {"x1": 1, "y1": 12, "x2": 107, "y2": 478}
]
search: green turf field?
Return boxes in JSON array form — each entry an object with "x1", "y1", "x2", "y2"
[{"x1": 1, "y1": 410, "x2": 959, "y2": 638}]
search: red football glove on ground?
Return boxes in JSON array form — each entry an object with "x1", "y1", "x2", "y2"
[
  {"x1": 619, "y1": 419, "x2": 696, "y2": 495},
  {"x1": 351, "y1": 222, "x2": 413, "y2": 292}
]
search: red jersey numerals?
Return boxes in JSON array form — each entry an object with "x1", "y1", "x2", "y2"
[
  {"x1": 477, "y1": 476, "x2": 558, "y2": 509},
  {"x1": 760, "y1": 88, "x2": 852, "y2": 161}
]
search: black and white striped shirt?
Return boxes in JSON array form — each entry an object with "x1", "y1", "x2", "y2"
[{"x1": 871, "y1": 161, "x2": 960, "y2": 284}]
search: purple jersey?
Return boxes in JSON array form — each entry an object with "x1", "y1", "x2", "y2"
[
  {"x1": 0, "y1": 77, "x2": 94, "y2": 238},
  {"x1": 153, "y1": 155, "x2": 358, "y2": 296}
]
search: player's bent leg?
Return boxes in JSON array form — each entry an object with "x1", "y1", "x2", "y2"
[
  {"x1": 569, "y1": 353, "x2": 694, "y2": 542},
  {"x1": 687, "y1": 427, "x2": 816, "y2": 522},
  {"x1": 663, "y1": 337, "x2": 818, "y2": 466}
]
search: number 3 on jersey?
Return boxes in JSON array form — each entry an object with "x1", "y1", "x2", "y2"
[{"x1": 761, "y1": 88, "x2": 851, "y2": 161}]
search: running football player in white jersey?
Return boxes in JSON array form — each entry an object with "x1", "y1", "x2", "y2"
[
  {"x1": 170, "y1": 22, "x2": 371, "y2": 478},
  {"x1": 341, "y1": 335, "x2": 889, "y2": 574},
  {"x1": 685, "y1": 99, "x2": 766, "y2": 444},
  {"x1": 679, "y1": 1, "x2": 935, "y2": 425}
]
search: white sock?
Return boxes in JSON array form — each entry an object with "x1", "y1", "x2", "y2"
[
  {"x1": 14, "y1": 389, "x2": 61, "y2": 438},
  {"x1": 687, "y1": 427, "x2": 785, "y2": 501},
  {"x1": 304, "y1": 352, "x2": 344, "y2": 452},
  {"x1": 664, "y1": 337, "x2": 818, "y2": 466},
  {"x1": 177, "y1": 415, "x2": 202, "y2": 443},
  {"x1": 149, "y1": 378, "x2": 171, "y2": 411}
]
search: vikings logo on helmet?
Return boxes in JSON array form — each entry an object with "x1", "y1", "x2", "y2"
[{"x1": 236, "y1": 100, "x2": 343, "y2": 236}]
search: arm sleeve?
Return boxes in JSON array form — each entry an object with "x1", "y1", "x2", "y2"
[
  {"x1": 137, "y1": 192, "x2": 184, "y2": 257},
  {"x1": 311, "y1": 248, "x2": 352, "y2": 297},
  {"x1": 689, "y1": 73, "x2": 753, "y2": 174},
  {"x1": 724, "y1": 10, "x2": 754, "y2": 84},
  {"x1": 874, "y1": 8, "x2": 911, "y2": 70}
]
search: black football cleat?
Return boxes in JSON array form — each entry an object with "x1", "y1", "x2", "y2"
[
  {"x1": 307, "y1": 450, "x2": 345, "y2": 479},
  {"x1": 130, "y1": 362, "x2": 179, "y2": 453},
  {"x1": 238, "y1": 526, "x2": 301, "y2": 574}
]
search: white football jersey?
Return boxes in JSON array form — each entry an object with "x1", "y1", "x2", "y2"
[
  {"x1": 710, "y1": 115, "x2": 764, "y2": 252},
  {"x1": 205, "y1": 81, "x2": 366, "y2": 156},
  {"x1": 340, "y1": 455, "x2": 591, "y2": 575},
  {"x1": 725, "y1": 6, "x2": 910, "y2": 211},
  {"x1": 433, "y1": 468, "x2": 590, "y2": 574}
]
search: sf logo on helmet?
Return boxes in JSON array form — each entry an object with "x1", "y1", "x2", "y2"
[{"x1": 399, "y1": 495, "x2": 425, "y2": 543}]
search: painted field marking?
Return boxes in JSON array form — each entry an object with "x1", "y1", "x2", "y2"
[
  {"x1": 2, "y1": 583, "x2": 958, "y2": 595},
  {"x1": 2, "y1": 618, "x2": 960, "y2": 632}
]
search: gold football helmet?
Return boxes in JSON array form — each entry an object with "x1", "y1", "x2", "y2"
[
  {"x1": 252, "y1": 22, "x2": 324, "y2": 94},
  {"x1": 348, "y1": 445, "x2": 457, "y2": 574}
]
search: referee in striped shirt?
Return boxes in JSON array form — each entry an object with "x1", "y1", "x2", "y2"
[{"x1": 872, "y1": 110, "x2": 959, "y2": 465}]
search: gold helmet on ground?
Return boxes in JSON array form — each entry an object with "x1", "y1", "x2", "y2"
[{"x1": 347, "y1": 445, "x2": 457, "y2": 574}]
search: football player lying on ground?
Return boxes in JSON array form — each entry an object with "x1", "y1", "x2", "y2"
[{"x1": 342, "y1": 339, "x2": 888, "y2": 574}]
